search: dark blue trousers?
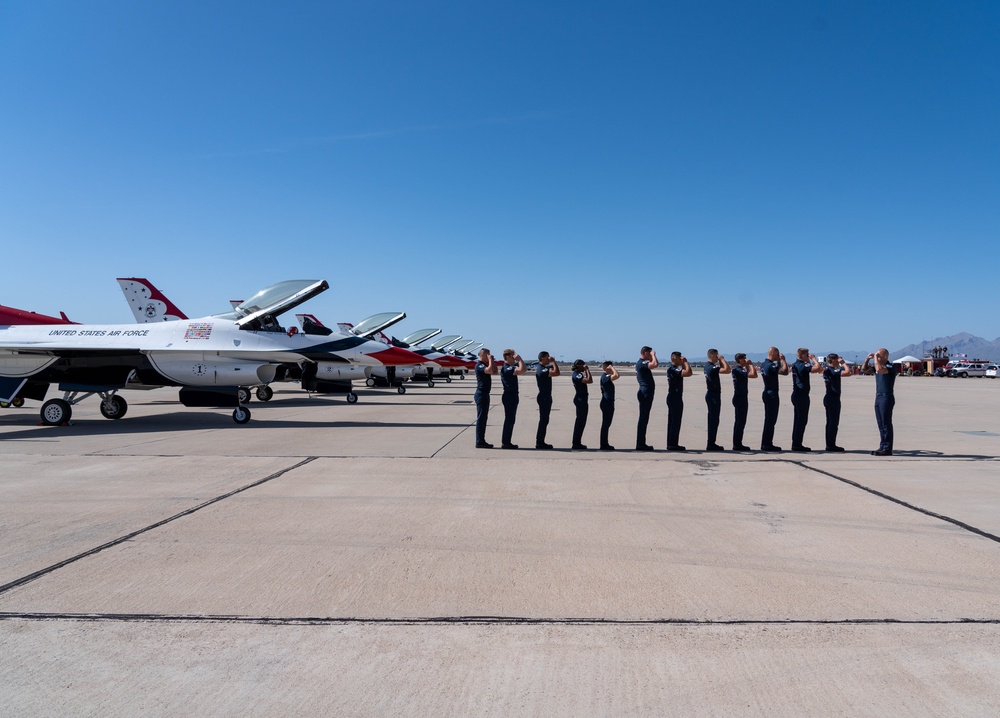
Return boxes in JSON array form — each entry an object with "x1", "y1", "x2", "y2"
[
  {"x1": 824, "y1": 394, "x2": 841, "y2": 448},
  {"x1": 732, "y1": 394, "x2": 748, "y2": 447},
  {"x1": 706, "y1": 392, "x2": 721, "y2": 446},
  {"x1": 791, "y1": 391, "x2": 809, "y2": 447},
  {"x1": 501, "y1": 392, "x2": 518, "y2": 445},
  {"x1": 536, "y1": 393, "x2": 552, "y2": 445},
  {"x1": 761, "y1": 391, "x2": 779, "y2": 447},
  {"x1": 600, "y1": 399, "x2": 614, "y2": 447},
  {"x1": 636, "y1": 389, "x2": 654, "y2": 446},
  {"x1": 474, "y1": 390, "x2": 490, "y2": 445},
  {"x1": 666, "y1": 392, "x2": 684, "y2": 447},
  {"x1": 573, "y1": 395, "x2": 589, "y2": 445},
  {"x1": 875, "y1": 395, "x2": 895, "y2": 451}
]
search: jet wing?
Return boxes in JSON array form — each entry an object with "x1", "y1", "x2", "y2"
[
  {"x1": 234, "y1": 280, "x2": 329, "y2": 328},
  {"x1": 350, "y1": 311, "x2": 406, "y2": 339}
]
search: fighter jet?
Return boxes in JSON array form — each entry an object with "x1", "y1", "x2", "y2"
[{"x1": 0, "y1": 279, "x2": 426, "y2": 424}]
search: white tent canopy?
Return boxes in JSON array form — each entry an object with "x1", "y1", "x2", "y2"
[{"x1": 892, "y1": 355, "x2": 922, "y2": 363}]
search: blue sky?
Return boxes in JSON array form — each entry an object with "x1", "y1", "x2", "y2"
[{"x1": 2, "y1": 1, "x2": 998, "y2": 360}]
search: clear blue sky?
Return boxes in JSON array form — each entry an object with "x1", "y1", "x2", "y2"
[{"x1": 2, "y1": 1, "x2": 998, "y2": 360}]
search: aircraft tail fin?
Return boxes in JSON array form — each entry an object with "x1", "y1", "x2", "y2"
[{"x1": 116, "y1": 278, "x2": 189, "y2": 323}]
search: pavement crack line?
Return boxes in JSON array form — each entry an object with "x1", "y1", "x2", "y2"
[
  {"x1": 0, "y1": 457, "x2": 317, "y2": 597},
  {"x1": 0, "y1": 612, "x2": 998, "y2": 627},
  {"x1": 787, "y1": 460, "x2": 1000, "y2": 545}
]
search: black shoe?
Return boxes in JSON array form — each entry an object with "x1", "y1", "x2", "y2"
[
  {"x1": 791, "y1": 445, "x2": 812, "y2": 452},
  {"x1": 732, "y1": 444, "x2": 752, "y2": 452},
  {"x1": 706, "y1": 444, "x2": 725, "y2": 452},
  {"x1": 871, "y1": 449, "x2": 892, "y2": 456},
  {"x1": 666, "y1": 445, "x2": 686, "y2": 452},
  {"x1": 825, "y1": 446, "x2": 846, "y2": 452},
  {"x1": 760, "y1": 445, "x2": 782, "y2": 452},
  {"x1": 535, "y1": 442, "x2": 554, "y2": 450},
  {"x1": 635, "y1": 444, "x2": 655, "y2": 451},
  {"x1": 501, "y1": 443, "x2": 518, "y2": 450},
  {"x1": 571, "y1": 443, "x2": 588, "y2": 451},
  {"x1": 600, "y1": 444, "x2": 616, "y2": 451},
  {"x1": 475, "y1": 442, "x2": 494, "y2": 449}
]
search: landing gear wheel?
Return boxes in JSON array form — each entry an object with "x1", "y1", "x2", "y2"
[
  {"x1": 0, "y1": 402, "x2": 8, "y2": 409},
  {"x1": 99, "y1": 395, "x2": 128, "y2": 420},
  {"x1": 427, "y1": 380, "x2": 435, "y2": 388},
  {"x1": 346, "y1": 392, "x2": 359, "y2": 404},
  {"x1": 233, "y1": 406, "x2": 251, "y2": 424},
  {"x1": 12, "y1": 397, "x2": 24, "y2": 408},
  {"x1": 365, "y1": 377, "x2": 375, "y2": 387},
  {"x1": 397, "y1": 385, "x2": 406, "y2": 395},
  {"x1": 446, "y1": 376, "x2": 453, "y2": 383},
  {"x1": 457, "y1": 374, "x2": 462, "y2": 381},
  {"x1": 256, "y1": 385, "x2": 274, "y2": 402},
  {"x1": 237, "y1": 387, "x2": 252, "y2": 404},
  {"x1": 41, "y1": 399, "x2": 72, "y2": 426}
]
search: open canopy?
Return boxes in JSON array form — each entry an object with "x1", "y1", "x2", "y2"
[{"x1": 234, "y1": 280, "x2": 329, "y2": 328}]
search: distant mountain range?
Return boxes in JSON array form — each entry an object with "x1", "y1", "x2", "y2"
[{"x1": 892, "y1": 332, "x2": 1000, "y2": 362}]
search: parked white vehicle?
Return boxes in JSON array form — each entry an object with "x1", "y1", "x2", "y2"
[
  {"x1": 986, "y1": 364, "x2": 998, "y2": 378},
  {"x1": 949, "y1": 362, "x2": 989, "y2": 378}
]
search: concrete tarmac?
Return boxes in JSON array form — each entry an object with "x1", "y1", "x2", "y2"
[{"x1": 1, "y1": 373, "x2": 998, "y2": 716}]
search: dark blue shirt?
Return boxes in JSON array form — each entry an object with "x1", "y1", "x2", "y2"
[
  {"x1": 500, "y1": 362, "x2": 518, "y2": 395},
  {"x1": 636, "y1": 359, "x2": 654, "y2": 393},
  {"x1": 601, "y1": 373, "x2": 615, "y2": 402},
  {"x1": 791, "y1": 359, "x2": 811, "y2": 394},
  {"x1": 761, "y1": 359, "x2": 780, "y2": 396},
  {"x1": 666, "y1": 364, "x2": 684, "y2": 394},
  {"x1": 732, "y1": 365, "x2": 749, "y2": 397},
  {"x1": 823, "y1": 366, "x2": 845, "y2": 396},
  {"x1": 572, "y1": 371, "x2": 588, "y2": 398},
  {"x1": 704, "y1": 362, "x2": 722, "y2": 394},
  {"x1": 475, "y1": 361, "x2": 492, "y2": 394},
  {"x1": 875, "y1": 365, "x2": 897, "y2": 396},
  {"x1": 536, "y1": 362, "x2": 553, "y2": 396}
]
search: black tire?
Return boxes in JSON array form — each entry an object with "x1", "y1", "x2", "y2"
[
  {"x1": 960, "y1": 372, "x2": 968, "y2": 378},
  {"x1": 447, "y1": 376, "x2": 453, "y2": 383},
  {"x1": 365, "y1": 378, "x2": 375, "y2": 387},
  {"x1": 397, "y1": 385, "x2": 406, "y2": 394},
  {"x1": 99, "y1": 395, "x2": 128, "y2": 420},
  {"x1": 458, "y1": 374, "x2": 464, "y2": 380},
  {"x1": 233, "y1": 406, "x2": 251, "y2": 424},
  {"x1": 256, "y1": 385, "x2": 274, "y2": 402},
  {"x1": 12, "y1": 397, "x2": 24, "y2": 408},
  {"x1": 428, "y1": 380, "x2": 435, "y2": 388},
  {"x1": 41, "y1": 399, "x2": 72, "y2": 426},
  {"x1": 237, "y1": 387, "x2": 252, "y2": 404},
  {"x1": 346, "y1": 392, "x2": 359, "y2": 404}
]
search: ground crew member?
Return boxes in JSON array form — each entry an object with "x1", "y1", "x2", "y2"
[
  {"x1": 571, "y1": 360, "x2": 592, "y2": 450},
  {"x1": 790, "y1": 348, "x2": 822, "y2": 452},
  {"x1": 635, "y1": 346, "x2": 658, "y2": 451},
  {"x1": 474, "y1": 348, "x2": 498, "y2": 449},
  {"x1": 731, "y1": 353, "x2": 758, "y2": 451},
  {"x1": 535, "y1": 351, "x2": 559, "y2": 450},
  {"x1": 599, "y1": 361, "x2": 620, "y2": 450},
  {"x1": 704, "y1": 349, "x2": 730, "y2": 451},
  {"x1": 500, "y1": 349, "x2": 527, "y2": 449},
  {"x1": 822, "y1": 353, "x2": 850, "y2": 452},
  {"x1": 863, "y1": 348, "x2": 896, "y2": 456},
  {"x1": 666, "y1": 351, "x2": 692, "y2": 451},
  {"x1": 760, "y1": 346, "x2": 789, "y2": 451}
]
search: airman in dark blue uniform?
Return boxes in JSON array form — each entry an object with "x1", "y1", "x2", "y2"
[
  {"x1": 790, "y1": 348, "x2": 822, "y2": 452},
  {"x1": 599, "y1": 361, "x2": 620, "y2": 450},
  {"x1": 864, "y1": 348, "x2": 897, "y2": 456},
  {"x1": 499, "y1": 349, "x2": 527, "y2": 449},
  {"x1": 703, "y1": 349, "x2": 730, "y2": 451},
  {"x1": 635, "y1": 346, "x2": 658, "y2": 451},
  {"x1": 760, "y1": 347, "x2": 789, "y2": 451},
  {"x1": 474, "y1": 348, "x2": 498, "y2": 448},
  {"x1": 730, "y1": 353, "x2": 758, "y2": 451},
  {"x1": 822, "y1": 353, "x2": 851, "y2": 452},
  {"x1": 535, "y1": 351, "x2": 560, "y2": 449},
  {"x1": 666, "y1": 352, "x2": 692, "y2": 451},
  {"x1": 571, "y1": 360, "x2": 593, "y2": 450}
]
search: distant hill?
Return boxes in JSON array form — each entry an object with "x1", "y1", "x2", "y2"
[{"x1": 892, "y1": 332, "x2": 1000, "y2": 362}]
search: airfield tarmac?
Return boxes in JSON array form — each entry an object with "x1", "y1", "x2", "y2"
[{"x1": 1, "y1": 372, "x2": 998, "y2": 716}]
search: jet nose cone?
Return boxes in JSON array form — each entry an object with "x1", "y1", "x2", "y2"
[{"x1": 370, "y1": 346, "x2": 426, "y2": 366}]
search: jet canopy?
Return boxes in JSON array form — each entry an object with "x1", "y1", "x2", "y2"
[
  {"x1": 350, "y1": 311, "x2": 406, "y2": 339},
  {"x1": 398, "y1": 328, "x2": 441, "y2": 347},
  {"x1": 234, "y1": 280, "x2": 329, "y2": 330},
  {"x1": 431, "y1": 334, "x2": 462, "y2": 352}
]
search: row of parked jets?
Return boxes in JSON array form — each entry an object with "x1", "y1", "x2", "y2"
[{"x1": 0, "y1": 278, "x2": 483, "y2": 425}]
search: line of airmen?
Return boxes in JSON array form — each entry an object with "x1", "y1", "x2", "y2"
[{"x1": 473, "y1": 346, "x2": 897, "y2": 456}]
